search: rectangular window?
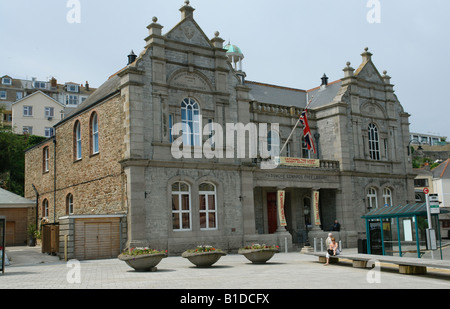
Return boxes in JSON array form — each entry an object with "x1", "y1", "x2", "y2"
[
  {"x1": 33, "y1": 81, "x2": 46, "y2": 89},
  {"x1": 23, "y1": 106, "x2": 33, "y2": 116},
  {"x1": 0, "y1": 91, "x2": 6, "y2": 99},
  {"x1": 23, "y1": 126, "x2": 33, "y2": 135},
  {"x1": 45, "y1": 107, "x2": 54, "y2": 118},
  {"x1": 66, "y1": 95, "x2": 79, "y2": 105},
  {"x1": 199, "y1": 183, "x2": 217, "y2": 230},
  {"x1": 169, "y1": 114, "x2": 174, "y2": 143},
  {"x1": 16, "y1": 92, "x2": 23, "y2": 100},
  {"x1": 2, "y1": 78, "x2": 12, "y2": 85},
  {"x1": 414, "y1": 179, "x2": 429, "y2": 187},
  {"x1": 172, "y1": 182, "x2": 191, "y2": 231},
  {"x1": 43, "y1": 147, "x2": 49, "y2": 172},
  {"x1": 66, "y1": 84, "x2": 79, "y2": 92},
  {"x1": 44, "y1": 127, "x2": 54, "y2": 138}
]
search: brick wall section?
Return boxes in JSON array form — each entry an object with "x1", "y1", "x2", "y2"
[{"x1": 25, "y1": 94, "x2": 127, "y2": 223}]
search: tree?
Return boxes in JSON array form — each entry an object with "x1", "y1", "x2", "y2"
[{"x1": 0, "y1": 128, "x2": 46, "y2": 196}]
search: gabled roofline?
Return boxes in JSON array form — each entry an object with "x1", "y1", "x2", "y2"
[{"x1": 12, "y1": 90, "x2": 65, "y2": 107}]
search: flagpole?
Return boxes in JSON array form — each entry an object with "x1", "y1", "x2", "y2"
[{"x1": 279, "y1": 95, "x2": 314, "y2": 154}]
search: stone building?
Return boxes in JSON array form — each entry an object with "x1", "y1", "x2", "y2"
[{"x1": 24, "y1": 2, "x2": 415, "y2": 259}]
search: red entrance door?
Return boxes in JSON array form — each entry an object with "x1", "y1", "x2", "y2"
[{"x1": 267, "y1": 192, "x2": 277, "y2": 234}]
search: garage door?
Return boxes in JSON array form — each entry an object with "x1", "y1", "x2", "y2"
[
  {"x1": 5, "y1": 222, "x2": 15, "y2": 246},
  {"x1": 74, "y1": 218, "x2": 120, "y2": 260}
]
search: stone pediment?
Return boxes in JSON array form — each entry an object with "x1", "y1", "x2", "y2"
[
  {"x1": 355, "y1": 61, "x2": 384, "y2": 84},
  {"x1": 165, "y1": 19, "x2": 212, "y2": 48},
  {"x1": 168, "y1": 70, "x2": 213, "y2": 92}
]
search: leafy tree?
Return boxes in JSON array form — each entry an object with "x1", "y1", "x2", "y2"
[{"x1": 0, "y1": 128, "x2": 46, "y2": 196}]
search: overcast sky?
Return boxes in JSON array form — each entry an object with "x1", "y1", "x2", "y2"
[{"x1": 1, "y1": 0, "x2": 449, "y2": 139}]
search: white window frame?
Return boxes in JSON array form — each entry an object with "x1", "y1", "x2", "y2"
[
  {"x1": 382, "y1": 188, "x2": 392, "y2": 207},
  {"x1": 66, "y1": 194, "x2": 74, "y2": 215},
  {"x1": 172, "y1": 182, "x2": 192, "y2": 231},
  {"x1": 75, "y1": 121, "x2": 82, "y2": 160},
  {"x1": 2, "y1": 78, "x2": 12, "y2": 85},
  {"x1": 368, "y1": 123, "x2": 380, "y2": 161},
  {"x1": 43, "y1": 199, "x2": 49, "y2": 218},
  {"x1": 44, "y1": 127, "x2": 54, "y2": 138},
  {"x1": 0, "y1": 91, "x2": 6, "y2": 99},
  {"x1": 199, "y1": 183, "x2": 218, "y2": 230},
  {"x1": 23, "y1": 106, "x2": 33, "y2": 117},
  {"x1": 181, "y1": 98, "x2": 201, "y2": 147},
  {"x1": 16, "y1": 92, "x2": 23, "y2": 100},
  {"x1": 367, "y1": 187, "x2": 378, "y2": 209},
  {"x1": 91, "y1": 113, "x2": 99, "y2": 154},
  {"x1": 34, "y1": 81, "x2": 46, "y2": 89},
  {"x1": 43, "y1": 147, "x2": 49, "y2": 172},
  {"x1": 23, "y1": 126, "x2": 33, "y2": 135},
  {"x1": 66, "y1": 95, "x2": 79, "y2": 106},
  {"x1": 45, "y1": 107, "x2": 54, "y2": 118},
  {"x1": 66, "y1": 84, "x2": 79, "y2": 93}
]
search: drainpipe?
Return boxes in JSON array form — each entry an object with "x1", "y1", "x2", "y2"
[
  {"x1": 31, "y1": 184, "x2": 39, "y2": 227},
  {"x1": 53, "y1": 137, "x2": 57, "y2": 223}
]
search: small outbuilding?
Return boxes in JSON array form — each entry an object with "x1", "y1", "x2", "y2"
[{"x1": 0, "y1": 188, "x2": 35, "y2": 246}]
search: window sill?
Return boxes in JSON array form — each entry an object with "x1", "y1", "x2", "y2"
[{"x1": 90, "y1": 152, "x2": 99, "y2": 158}]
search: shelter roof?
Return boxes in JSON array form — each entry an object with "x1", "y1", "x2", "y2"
[{"x1": 361, "y1": 203, "x2": 449, "y2": 219}]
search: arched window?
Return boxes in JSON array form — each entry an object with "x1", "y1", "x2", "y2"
[
  {"x1": 368, "y1": 123, "x2": 380, "y2": 161},
  {"x1": 42, "y1": 199, "x2": 49, "y2": 218},
  {"x1": 382, "y1": 188, "x2": 392, "y2": 207},
  {"x1": 74, "y1": 121, "x2": 82, "y2": 160},
  {"x1": 172, "y1": 182, "x2": 191, "y2": 231},
  {"x1": 199, "y1": 183, "x2": 217, "y2": 230},
  {"x1": 90, "y1": 112, "x2": 99, "y2": 154},
  {"x1": 66, "y1": 193, "x2": 74, "y2": 215},
  {"x1": 367, "y1": 187, "x2": 378, "y2": 209},
  {"x1": 181, "y1": 98, "x2": 201, "y2": 146}
]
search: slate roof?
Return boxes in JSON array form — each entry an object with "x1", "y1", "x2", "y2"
[
  {"x1": 247, "y1": 81, "x2": 307, "y2": 108},
  {"x1": 60, "y1": 74, "x2": 121, "y2": 125},
  {"x1": 0, "y1": 188, "x2": 35, "y2": 206},
  {"x1": 432, "y1": 159, "x2": 450, "y2": 179},
  {"x1": 306, "y1": 80, "x2": 342, "y2": 109}
]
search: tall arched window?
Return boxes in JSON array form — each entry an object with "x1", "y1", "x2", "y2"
[
  {"x1": 42, "y1": 199, "x2": 49, "y2": 218},
  {"x1": 367, "y1": 187, "x2": 378, "y2": 209},
  {"x1": 172, "y1": 182, "x2": 191, "y2": 231},
  {"x1": 368, "y1": 123, "x2": 380, "y2": 161},
  {"x1": 66, "y1": 193, "x2": 74, "y2": 215},
  {"x1": 383, "y1": 188, "x2": 392, "y2": 207},
  {"x1": 90, "y1": 112, "x2": 99, "y2": 154},
  {"x1": 181, "y1": 98, "x2": 201, "y2": 146},
  {"x1": 199, "y1": 183, "x2": 217, "y2": 230},
  {"x1": 74, "y1": 121, "x2": 82, "y2": 160}
]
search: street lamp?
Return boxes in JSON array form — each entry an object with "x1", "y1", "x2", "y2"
[{"x1": 407, "y1": 138, "x2": 423, "y2": 156}]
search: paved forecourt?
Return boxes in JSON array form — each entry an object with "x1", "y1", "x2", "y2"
[{"x1": 1, "y1": 250, "x2": 449, "y2": 290}]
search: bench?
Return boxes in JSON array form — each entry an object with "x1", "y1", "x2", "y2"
[{"x1": 304, "y1": 251, "x2": 450, "y2": 275}]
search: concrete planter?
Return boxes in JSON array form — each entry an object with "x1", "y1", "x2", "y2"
[
  {"x1": 238, "y1": 249, "x2": 278, "y2": 264},
  {"x1": 182, "y1": 251, "x2": 226, "y2": 267},
  {"x1": 118, "y1": 253, "x2": 167, "y2": 272}
]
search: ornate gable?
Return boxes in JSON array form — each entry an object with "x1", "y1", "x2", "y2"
[{"x1": 164, "y1": 3, "x2": 213, "y2": 48}]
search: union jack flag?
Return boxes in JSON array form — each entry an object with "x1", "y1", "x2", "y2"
[{"x1": 299, "y1": 110, "x2": 316, "y2": 154}]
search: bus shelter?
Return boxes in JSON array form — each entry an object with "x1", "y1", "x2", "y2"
[
  {"x1": 0, "y1": 216, "x2": 5, "y2": 274},
  {"x1": 361, "y1": 203, "x2": 448, "y2": 259}
]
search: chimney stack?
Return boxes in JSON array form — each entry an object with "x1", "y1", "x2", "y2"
[
  {"x1": 85, "y1": 81, "x2": 90, "y2": 91},
  {"x1": 321, "y1": 74, "x2": 328, "y2": 86},
  {"x1": 127, "y1": 50, "x2": 137, "y2": 65}
]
